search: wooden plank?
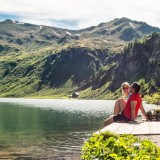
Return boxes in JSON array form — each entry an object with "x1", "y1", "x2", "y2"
[
  {"x1": 149, "y1": 121, "x2": 160, "y2": 134},
  {"x1": 115, "y1": 123, "x2": 135, "y2": 134},
  {"x1": 95, "y1": 123, "x2": 123, "y2": 134},
  {"x1": 95, "y1": 121, "x2": 160, "y2": 135},
  {"x1": 132, "y1": 122, "x2": 150, "y2": 135}
]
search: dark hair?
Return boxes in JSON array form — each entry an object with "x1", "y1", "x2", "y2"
[{"x1": 131, "y1": 82, "x2": 141, "y2": 93}]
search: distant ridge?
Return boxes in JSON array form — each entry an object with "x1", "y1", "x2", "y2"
[{"x1": 0, "y1": 17, "x2": 160, "y2": 50}]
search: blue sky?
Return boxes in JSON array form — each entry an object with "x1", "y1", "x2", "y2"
[{"x1": 0, "y1": 0, "x2": 160, "y2": 30}]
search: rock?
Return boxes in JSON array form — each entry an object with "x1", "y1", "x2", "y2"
[{"x1": 72, "y1": 92, "x2": 79, "y2": 98}]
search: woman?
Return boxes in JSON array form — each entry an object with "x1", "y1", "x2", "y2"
[{"x1": 114, "y1": 82, "x2": 131, "y2": 115}]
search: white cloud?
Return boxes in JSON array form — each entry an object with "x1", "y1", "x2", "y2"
[{"x1": 0, "y1": 0, "x2": 160, "y2": 29}]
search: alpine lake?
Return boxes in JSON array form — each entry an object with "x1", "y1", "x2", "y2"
[{"x1": 0, "y1": 98, "x2": 158, "y2": 160}]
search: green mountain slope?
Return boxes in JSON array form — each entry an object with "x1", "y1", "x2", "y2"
[
  {"x1": 0, "y1": 18, "x2": 159, "y2": 101},
  {"x1": 81, "y1": 32, "x2": 160, "y2": 101},
  {"x1": 110, "y1": 33, "x2": 160, "y2": 95}
]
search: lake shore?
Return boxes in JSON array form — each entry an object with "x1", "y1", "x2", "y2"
[{"x1": 0, "y1": 96, "x2": 160, "y2": 105}]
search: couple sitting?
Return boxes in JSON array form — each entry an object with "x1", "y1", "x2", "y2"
[{"x1": 104, "y1": 82, "x2": 148, "y2": 127}]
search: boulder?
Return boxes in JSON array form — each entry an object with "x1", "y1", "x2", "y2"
[{"x1": 72, "y1": 92, "x2": 79, "y2": 98}]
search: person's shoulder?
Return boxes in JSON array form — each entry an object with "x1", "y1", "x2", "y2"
[
  {"x1": 132, "y1": 93, "x2": 140, "y2": 96},
  {"x1": 130, "y1": 93, "x2": 141, "y2": 100},
  {"x1": 135, "y1": 93, "x2": 141, "y2": 98},
  {"x1": 129, "y1": 93, "x2": 134, "y2": 98}
]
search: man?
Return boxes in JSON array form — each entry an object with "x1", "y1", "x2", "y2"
[{"x1": 104, "y1": 82, "x2": 148, "y2": 127}]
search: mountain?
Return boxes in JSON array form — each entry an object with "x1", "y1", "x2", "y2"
[
  {"x1": 0, "y1": 17, "x2": 159, "y2": 102},
  {"x1": 92, "y1": 33, "x2": 160, "y2": 98},
  {"x1": 0, "y1": 17, "x2": 160, "y2": 51}
]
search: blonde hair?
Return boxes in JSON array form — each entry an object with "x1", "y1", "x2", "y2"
[{"x1": 121, "y1": 82, "x2": 130, "y2": 88}]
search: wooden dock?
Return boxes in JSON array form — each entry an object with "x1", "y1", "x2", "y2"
[{"x1": 95, "y1": 121, "x2": 160, "y2": 135}]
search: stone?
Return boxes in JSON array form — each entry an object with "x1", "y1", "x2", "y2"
[{"x1": 72, "y1": 92, "x2": 79, "y2": 98}]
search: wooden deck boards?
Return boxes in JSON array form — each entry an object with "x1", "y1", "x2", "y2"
[
  {"x1": 115, "y1": 123, "x2": 135, "y2": 134},
  {"x1": 149, "y1": 121, "x2": 160, "y2": 134},
  {"x1": 95, "y1": 121, "x2": 160, "y2": 135}
]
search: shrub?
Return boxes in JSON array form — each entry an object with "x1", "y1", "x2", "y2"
[
  {"x1": 82, "y1": 131, "x2": 160, "y2": 160},
  {"x1": 145, "y1": 93, "x2": 160, "y2": 105}
]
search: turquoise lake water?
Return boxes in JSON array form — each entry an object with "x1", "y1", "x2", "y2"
[{"x1": 0, "y1": 98, "x2": 157, "y2": 159}]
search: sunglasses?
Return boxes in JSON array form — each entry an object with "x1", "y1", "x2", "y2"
[{"x1": 123, "y1": 87, "x2": 129, "y2": 90}]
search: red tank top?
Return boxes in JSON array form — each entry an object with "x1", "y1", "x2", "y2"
[{"x1": 124, "y1": 93, "x2": 142, "y2": 120}]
